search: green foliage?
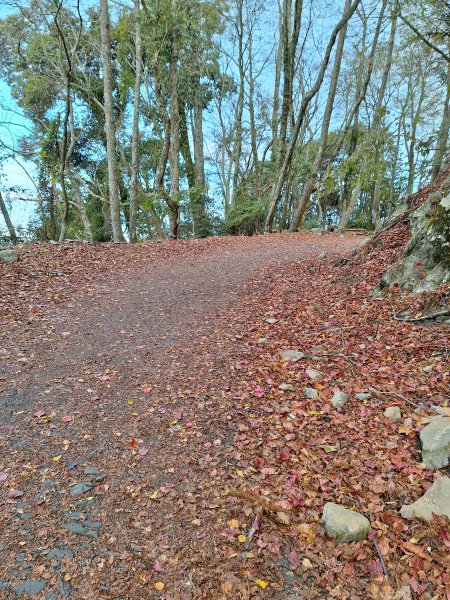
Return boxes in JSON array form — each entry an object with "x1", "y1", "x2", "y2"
[{"x1": 222, "y1": 198, "x2": 267, "y2": 236}]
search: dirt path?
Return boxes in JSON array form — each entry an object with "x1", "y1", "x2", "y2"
[{"x1": 2, "y1": 233, "x2": 447, "y2": 600}]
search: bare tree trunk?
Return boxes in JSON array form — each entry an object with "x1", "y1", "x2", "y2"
[
  {"x1": 340, "y1": 177, "x2": 362, "y2": 230},
  {"x1": 265, "y1": 0, "x2": 361, "y2": 232},
  {"x1": 0, "y1": 192, "x2": 17, "y2": 243},
  {"x1": 70, "y1": 175, "x2": 93, "y2": 243},
  {"x1": 168, "y1": 0, "x2": 180, "y2": 239},
  {"x1": 193, "y1": 84, "x2": 208, "y2": 236},
  {"x1": 231, "y1": 0, "x2": 245, "y2": 208},
  {"x1": 99, "y1": 0, "x2": 124, "y2": 242},
  {"x1": 431, "y1": 63, "x2": 450, "y2": 178},
  {"x1": 289, "y1": 0, "x2": 350, "y2": 231},
  {"x1": 129, "y1": 0, "x2": 143, "y2": 243}
]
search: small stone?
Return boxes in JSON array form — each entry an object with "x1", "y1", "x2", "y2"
[
  {"x1": 322, "y1": 502, "x2": 370, "y2": 542},
  {"x1": 384, "y1": 406, "x2": 401, "y2": 422},
  {"x1": 46, "y1": 593, "x2": 59, "y2": 600},
  {"x1": 332, "y1": 390, "x2": 349, "y2": 408},
  {"x1": 423, "y1": 365, "x2": 433, "y2": 374},
  {"x1": 0, "y1": 249, "x2": 18, "y2": 264},
  {"x1": 265, "y1": 318, "x2": 277, "y2": 324},
  {"x1": 400, "y1": 477, "x2": 450, "y2": 522},
  {"x1": 355, "y1": 392, "x2": 371, "y2": 401},
  {"x1": 306, "y1": 368, "x2": 321, "y2": 380},
  {"x1": 69, "y1": 482, "x2": 93, "y2": 497},
  {"x1": 258, "y1": 338, "x2": 267, "y2": 344},
  {"x1": 65, "y1": 461, "x2": 78, "y2": 471},
  {"x1": 305, "y1": 387, "x2": 318, "y2": 399},
  {"x1": 420, "y1": 417, "x2": 450, "y2": 469},
  {"x1": 84, "y1": 465, "x2": 99, "y2": 476},
  {"x1": 279, "y1": 383, "x2": 296, "y2": 391},
  {"x1": 12, "y1": 579, "x2": 47, "y2": 596},
  {"x1": 404, "y1": 418, "x2": 413, "y2": 427},
  {"x1": 46, "y1": 548, "x2": 74, "y2": 560},
  {"x1": 61, "y1": 522, "x2": 100, "y2": 539},
  {"x1": 279, "y1": 349, "x2": 305, "y2": 363}
]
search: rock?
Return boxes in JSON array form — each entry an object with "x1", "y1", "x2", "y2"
[
  {"x1": 279, "y1": 383, "x2": 296, "y2": 391},
  {"x1": 12, "y1": 579, "x2": 47, "y2": 596},
  {"x1": 46, "y1": 548, "x2": 74, "y2": 560},
  {"x1": 265, "y1": 318, "x2": 277, "y2": 324},
  {"x1": 384, "y1": 406, "x2": 401, "y2": 422},
  {"x1": 258, "y1": 338, "x2": 267, "y2": 344},
  {"x1": 69, "y1": 482, "x2": 93, "y2": 497},
  {"x1": 61, "y1": 522, "x2": 101, "y2": 539},
  {"x1": 404, "y1": 418, "x2": 413, "y2": 427},
  {"x1": 394, "y1": 586, "x2": 412, "y2": 600},
  {"x1": 322, "y1": 502, "x2": 370, "y2": 542},
  {"x1": 279, "y1": 349, "x2": 305, "y2": 363},
  {"x1": 305, "y1": 387, "x2": 318, "y2": 399},
  {"x1": 440, "y1": 192, "x2": 450, "y2": 209},
  {"x1": 400, "y1": 477, "x2": 450, "y2": 522},
  {"x1": 423, "y1": 365, "x2": 433, "y2": 373},
  {"x1": 420, "y1": 417, "x2": 450, "y2": 468},
  {"x1": 84, "y1": 465, "x2": 99, "y2": 476},
  {"x1": 434, "y1": 406, "x2": 450, "y2": 417},
  {"x1": 332, "y1": 390, "x2": 349, "y2": 408},
  {"x1": 0, "y1": 249, "x2": 18, "y2": 264},
  {"x1": 305, "y1": 368, "x2": 321, "y2": 380},
  {"x1": 355, "y1": 392, "x2": 371, "y2": 401}
]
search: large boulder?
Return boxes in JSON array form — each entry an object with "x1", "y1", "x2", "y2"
[
  {"x1": 322, "y1": 502, "x2": 370, "y2": 542},
  {"x1": 400, "y1": 477, "x2": 450, "y2": 522},
  {"x1": 379, "y1": 185, "x2": 450, "y2": 295},
  {"x1": 420, "y1": 417, "x2": 450, "y2": 469},
  {"x1": 0, "y1": 249, "x2": 18, "y2": 264}
]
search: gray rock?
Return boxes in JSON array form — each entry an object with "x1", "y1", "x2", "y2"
[
  {"x1": 0, "y1": 249, "x2": 18, "y2": 264},
  {"x1": 84, "y1": 465, "x2": 99, "y2": 476},
  {"x1": 69, "y1": 482, "x2": 93, "y2": 497},
  {"x1": 322, "y1": 502, "x2": 370, "y2": 542},
  {"x1": 0, "y1": 580, "x2": 9, "y2": 590},
  {"x1": 46, "y1": 593, "x2": 59, "y2": 600},
  {"x1": 46, "y1": 548, "x2": 74, "y2": 560},
  {"x1": 305, "y1": 387, "x2": 319, "y2": 399},
  {"x1": 305, "y1": 368, "x2": 321, "y2": 380},
  {"x1": 265, "y1": 318, "x2": 278, "y2": 324},
  {"x1": 400, "y1": 477, "x2": 450, "y2": 522},
  {"x1": 12, "y1": 579, "x2": 47, "y2": 596},
  {"x1": 258, "y1": 338, "x2": 267, "y2": 344},
  {"x1": 355, "y1": 392, "x2": 371, "y2": 401},
  {"x1": 61, "y1": 522, "x2": 100, "y2": 539},
  {"x1": 440, "y1": 192, "x2": 450, "y2": 209},
  {"x1": 423, "y1": 365, "x2": 433, "y2": 374},
  {"x1": 404, "y1": 418, "x2": 413, "y2": 427},
  {"x1": 279, "y1": 383, "x2": 296, "y2": 391},
  {"x1": 420, "y1": 417, "x2": 450, "y2": 469},
  {"x1": 384, "y1": 406, "x2": 402, "y2": 422},
  {"x1": 332, "y1": 390, "x2": 349, "y2": 408},
  {"x1": 279, "y1": 349, "x2": 305, "y2": 363}
]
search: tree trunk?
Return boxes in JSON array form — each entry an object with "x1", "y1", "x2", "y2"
[
  {"x1": 193, "y1": 85, "x2": 208, "y2": 237},
  {"x1": 289, "y1": 0, "x2": 350, "y2": 231},
  {"x1": 340, "y1": 178, "x2": 362, "y2": 230},
  {"x1": 129, "y1": 0, "x2": 143, "y2": 243},
  {"x1": 70, "y1": 175, "x2": 93, "y2": 243},
  {"x1": 169, "y1": 0, "x2": 180, "y2": 239},
  {"x1": 0, "y1": 192, "x2": 17, "y2": 243},
  {"x1": 431, "y1": 63, "x2": 450, "y2": 178},
  {"x1": 265, "y1": 0, "x2": 361, "y2": 232},
  {"x1": 231, "y1": 0, "x2": 245, "y2": 208},
  {"x1": 99, "y1": 0, "x2": 124, "y2": 242}
]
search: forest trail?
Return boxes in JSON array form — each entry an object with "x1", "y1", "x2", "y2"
[{"x1": 1, "y1": 233, "x2": 449, "y2": 599}]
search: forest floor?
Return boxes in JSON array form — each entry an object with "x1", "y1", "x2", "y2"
[{"x1": 0, "y1": 233, "x2": 449, "y2": 600}]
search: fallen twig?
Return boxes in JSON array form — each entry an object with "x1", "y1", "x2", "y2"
[
  {"x1": 392, "y1": 307, "x2": 450, "y2": 322},
  {"x1": 371, "y1": 538, "x2": 389, "y2": 576},
  {"x1": 368, "y1": 386, "x2": 420, "y2": 408}
]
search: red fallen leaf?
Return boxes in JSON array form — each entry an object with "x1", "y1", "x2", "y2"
[
  {"x1": 139, "y1": 446, "x2": 149, "y2": 456},
  {"x1": 142, "y1": 387, "x2": 151, "y2": 394},
  {"x1": 100, "y1": 374, "x2": 111, "y2": 382},
  {"x1": 34, "y1": 410, "x2": 46, "y2": 418},
  {"x1": 254, "y1": 385, "x2": 264, "y2": 398},
  {"x1": 415, "y1": 262, "x2": 422, "y2": 268},
  {"x1": 364, "y1": 460, "x2": 376, "y2": 469},
  {"x1": 8, "y1": 489, "x2": 24, "y2": 499},
  {"x1": 130, "y1": 439, "x2": 138, "y2": 448},
  {"x1": 61, "y1": 331, "x2": 70, "y2": 336},
  {"x1": 159, "y1": 486, "x2": 170, "y2": 493},
  {"x1": 410, "y1": 555, "x2": 424, "y2": 571},
  {"x1": 174, "y1": 411, "x2": 183, "y2": 420},
  {"x1": 61, "y1": 415, "x2": 74, "y2": 423},
  {"x1": 280, "y1": 451, "x2": 291, "y2": 461},
  {"x1": 184, "y1": 421, "x2": 193, "y2": 428},
  {"x1": 367, "y1": 560, "x2": 384, "y2": 577},
  {"x1": 204, "y1": 454, "x2": 213, "y2": 463},
  {"x1": 0, "y1": 472, "x2": 8, "y2": 482},
  {"x1": 154, "y1": 561, "x2": 162, "y2": 572},
  {"x1": 288, "y1": 549, "x2": 300, "y2": 569}
]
